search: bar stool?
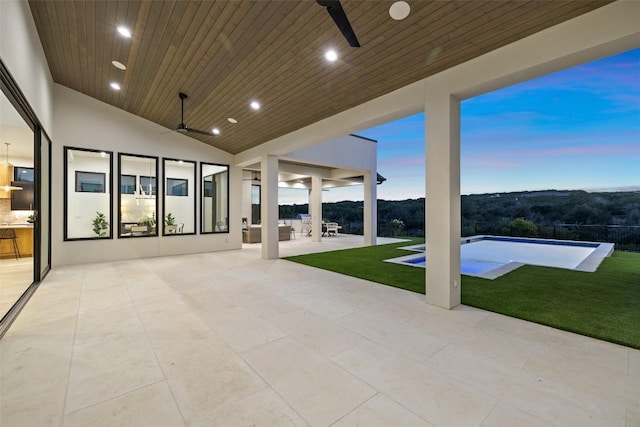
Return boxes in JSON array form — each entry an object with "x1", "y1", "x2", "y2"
[{"x1": 0, "y1": 229, "x2": 21, "y2": 259}]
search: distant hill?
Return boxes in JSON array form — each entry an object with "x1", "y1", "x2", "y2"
[{"x1": 279, "y1": 190, "x2": 640, "y2": 236}]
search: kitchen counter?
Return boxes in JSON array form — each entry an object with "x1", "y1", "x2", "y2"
[
  {"x1": 0, "y1": 223, "x2": 34, "y2": 229},
  {"x1": 0, "y1": 225, "x2": 34, "y2": 258}
]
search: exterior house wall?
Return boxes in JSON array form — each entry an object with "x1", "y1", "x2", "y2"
[
  {"x1": 283, "y1": 135, "x2": 377, "y2": 172},
  {"x1": 0, "y1": 0, "x2": 54, "y2": 131},
  {"x1": 52, "y1": 85, "x2": 242, "y2": 266}
]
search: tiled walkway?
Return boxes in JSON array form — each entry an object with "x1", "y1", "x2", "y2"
[{"x1": 1, "y1": 236, "x2": 639, "y2": 426}]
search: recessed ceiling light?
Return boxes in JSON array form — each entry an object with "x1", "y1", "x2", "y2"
[
  {"x1": 178, "y1": 160, "x2": 184, "y2": 164},
  {"x1": 117, "y1": 26, "x2": 132, "y2": 38},
  {"x1": 389, "y1": 1, "x2": 410, "y2": 20},
  {"x1": 227, "y1": 118, "x2": 238, "y2": 124},
  {"x1": 325, "y1": 49, "x2": 338, "y2": 62},
  {"x1": 111, "y1": 60, "x2": 126, "y2": 70},
  {"x1": 110, "y1": 82, "x2": 121, "y2": 90},
  {"x1": 212, "y1": 128, "x2": 220, "y2": 135},
  {"x1": 100, "y1": 152, "x2": 107, "y2": 157},
  {"x1": 250, "y1": 101, "x2": 260, "y2": 110}
]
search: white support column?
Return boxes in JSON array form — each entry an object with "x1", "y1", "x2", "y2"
[
  {"x1": 311, "y1": 175, "x2": 323, "y2": 242},
  {"x1": 363, "y1": 170, "x2": 377, "y2": 246},
  {"x1": 261, "y1": 154, "x2": 279, "y2": 259},
  {"x1": 425, "y1": 92, "x2": 461, "y2": 309}
]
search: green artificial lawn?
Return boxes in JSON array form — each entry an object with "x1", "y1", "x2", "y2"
[{"x1": 285, "y1": 238, "x2": 640, "y2": 349}]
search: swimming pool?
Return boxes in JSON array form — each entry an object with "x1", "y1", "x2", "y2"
[{"x1": 384, "y1": 235, "x2": 613, "y2": 279}]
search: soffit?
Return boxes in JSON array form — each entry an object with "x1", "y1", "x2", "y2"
[{"x1": 28, "y1": 1, "x2": 610, "y2": 155}]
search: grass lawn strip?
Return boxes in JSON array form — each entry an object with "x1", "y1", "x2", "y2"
[{"x1": 285, "y1": 239, "x2": 640, "y2": 349}]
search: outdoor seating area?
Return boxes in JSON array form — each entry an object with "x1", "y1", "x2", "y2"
[
  {"x1": 242, "y1": 224, "x2": 292, "y2": 244},
  {"x1": 323, "y1": 222, "x2": 341, "y2": 237}
]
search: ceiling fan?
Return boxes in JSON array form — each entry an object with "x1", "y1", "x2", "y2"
[
  {"x1": 242, "y1": 171, "x2": 261, "y2": 182},
  {"x1": 170, "y1": 92, "x2": 217, "y2": 137},
  {"x1": 317, "y1": 0, "x2": 360, "y2": 48}
]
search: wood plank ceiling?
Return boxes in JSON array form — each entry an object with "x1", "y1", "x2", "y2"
[{"x1": 28, "y1": 0, "x2": 610, "y2": 155}]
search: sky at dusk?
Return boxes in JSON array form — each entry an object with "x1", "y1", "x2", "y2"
[{"x1": 280, "y1": 48, "x2": 639, "y2": 204}]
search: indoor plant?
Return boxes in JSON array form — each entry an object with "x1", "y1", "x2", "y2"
[
  {"x1": 165, "y1": 213, "x2": 177, "y2": 233},
  {"x1": 137, "y1": 214, "x2": 156, "y2": 234},
  {"x1": 92, "y1": 211, "x2": 109, "y2": 237}
]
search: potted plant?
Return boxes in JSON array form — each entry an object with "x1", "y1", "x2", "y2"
[
  {"x1": 92, "y1": 211, "x2": 109, "y2": 237},
  {"x1": 390, "y1": 218, "x2": 404, "y2": 237},
  {"x1": 137, "y1": 214, "x2": 156, "y2": 234},
  {"x1": 165, "y1": 213, "x2": 177, "y2": 234}
]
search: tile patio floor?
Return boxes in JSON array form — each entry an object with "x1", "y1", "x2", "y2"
[{"x1": 1, "y1": 235, "x2": 639, "y2": 426}]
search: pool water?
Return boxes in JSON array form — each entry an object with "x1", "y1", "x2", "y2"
[
  {"x1": 385, "y1": 235, "x2": 612, "y2": 279},
  {"x1": 404, "y1": 256, "x2": 506, "y2": 275}
]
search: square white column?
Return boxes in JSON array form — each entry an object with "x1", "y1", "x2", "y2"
[
  {"x1": 311, "y1": 175, "x2": 322, "y2": 242},
  {"x1": 425, "y1": 93, "x2": 461, "y2": 309},
  {"x1": 363, "y1": 170, "x2": 377, "y2": 246},
  {"x1": 261, "y1": 154, "x2": 279, "y2": 259}
]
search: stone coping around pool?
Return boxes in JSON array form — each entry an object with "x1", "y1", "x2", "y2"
[
  {"x1": 465, "y1": 235, "x2": 614, "y2": 273},
  {"x1": 392, "y1": 235, "x2": 615, "y2": 276}
]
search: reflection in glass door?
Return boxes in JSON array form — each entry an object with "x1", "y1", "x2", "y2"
[
  {"x1": 0, "y1": 90, "x2": 35, "y2": 320},
  {"x1": 37, "y1": 130, "x2": 51, "y2": 277}
]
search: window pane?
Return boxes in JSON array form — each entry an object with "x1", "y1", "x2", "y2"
[
  {"x1": 121, "y1": 175, "x2": 136, "y2": 194},
  {"x1": 65, "y1": 147, "x2": 112, "y2": 240},
  {"x1": 119, "y1": 154, "x2": 158, "y2": 238},
  {"x1": 201, "y1": 163, "x2": 229, "y2": 234},
  {"x1": 139, "y1": 176, "x2": 157, "y2": 196},
  {"x1": 75, "y1": 171, "x2": 105, "y2": 193},
  {"x1": 163, "y1": 159, "x2": 196, "y2": 235},
  {"x1": 14, "y1": 167, "x2": 34, "y2": 182},
  {"x1": 166, "y1": 178, "x2": 188, "y2": 196}
]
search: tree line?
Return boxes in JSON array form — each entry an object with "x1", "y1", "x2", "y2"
[{"x1": 279, "y1": 190, "x2": 640, "y2": 235}]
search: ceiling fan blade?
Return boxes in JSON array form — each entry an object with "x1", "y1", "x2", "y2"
[
  {"x1": 185, "y1": 127, "x2": 216, "y2": 137},
  {"x1": 317, "y1": 0, "x2": 360, "y2": 47}
]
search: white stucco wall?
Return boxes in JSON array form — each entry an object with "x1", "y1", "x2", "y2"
[
  {"x1": 0, "y1": 0, "x2": 54, "y2": 131},
  {"x1": 283, "y1": 135, "x2": 377, "y2": 173},
  {"x1": 52, "y1": 85, "x2": 242, "y2": 266}
]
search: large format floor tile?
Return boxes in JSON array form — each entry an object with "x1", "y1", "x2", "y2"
[
  {"x1": 243, "y1": 337, "x2": 376, "y2": 426},
  {"x1": 332, "y1": 341, "x2": 497, "y2": 427},
  {"x1": 63, "y1": 381, "x2": 185, "y2": 427},
  {"x1": 1, "y1": 237, "x2": 637, "y2": 427}
]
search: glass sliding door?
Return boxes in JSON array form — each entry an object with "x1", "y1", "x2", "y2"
[
  {"x1": 0, "y1": 60, "x2": 52, "y2": 337},
  {"x1": 37, "y1": 131, "x2": 51, "y2": 278},
  {"x1": 0, "y1": 88, "x2": 35, "y2": 322}
]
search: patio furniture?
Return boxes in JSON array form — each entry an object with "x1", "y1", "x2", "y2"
[
  {"x1": 324, "y1": 222, "x2": 341, "y2": 236},
  {"x1": 242, "y1": 224, "x2": 292, "y2": 243},
  {"x1": 130, "y1": 225, "x2": 148, "y2": 236}
]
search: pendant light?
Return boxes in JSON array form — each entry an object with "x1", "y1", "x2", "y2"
[{"x1": 0, "y1": 142, "x2": 23, "y2": 198}]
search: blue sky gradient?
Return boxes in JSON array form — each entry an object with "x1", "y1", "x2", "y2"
[{"x1": 281, "y1": 48, "x2": 639, "y2": 204}]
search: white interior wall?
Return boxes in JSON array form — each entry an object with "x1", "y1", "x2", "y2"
[{"x1": 53, "y1": 85, "x2": 241, "y2": 266}]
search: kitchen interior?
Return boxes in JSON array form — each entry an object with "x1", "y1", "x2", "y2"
[{"x1": 0, "y1": 90, "x2": 34, "y2": 318}]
